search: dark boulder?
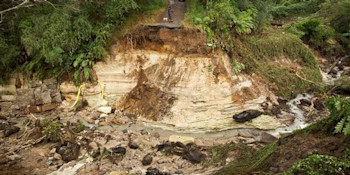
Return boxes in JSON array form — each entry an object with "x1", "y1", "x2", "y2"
[
  {"x1": 233, "y1": 110, "x2": 262, "y2": 123},
  {"x1": 111, "y1": 147, "x2": 126, "y2": 155},
  {"x1": 56, "y1": 142, "x2": 80, "y2": 162},
  {"x1": 142, "y1": 153, "x2": 153, "y2": 166}
]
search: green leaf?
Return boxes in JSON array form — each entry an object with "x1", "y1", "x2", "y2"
[
  {"x1": 83, "y1": 67, "x2": 90, "y2": 80},
  {"x1": 334, "y1": 118, "x2": 345, "y2": 133}
]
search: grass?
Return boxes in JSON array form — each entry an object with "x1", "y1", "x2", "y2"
[
  {"x1": 215, "y1": 142, "x2": 278, "y2": 175},
  {"x1": 202, "y1": 143, "x2": 252, "y2": 167},
  {"x1": 183, "y1": 0, "x2": 206, "y2": 26},
  {"x1": 232, "y1": 31, "x2": 323, "y2": 99}
]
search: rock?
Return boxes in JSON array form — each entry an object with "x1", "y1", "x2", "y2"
[
  {"x1": 99, "y1": 113, "x2": 108, "y2": 118},
  {"x1": 42, "y1": 104, "x2": 56, "y2": 112},
  {"x1": 128, "y1": 142, "x2": 139, "y2": 149},
  {"x1": 151, "y1": 132, "x2": 160, "y2": 138},
  {"x1": 85, "y1": 96, "x2": 108, "y2": 108},
  {"x1": 54, "y1": 153, "x2": 62, "y2": 160},
  {"x1": 111, "y1": 147, "x2": 126, "y2": 155},
  {"x1": 97, "y1": 106, "x2": 112, "y2": 114},
  {"x1": 248, "y1": 115, "x2": 281, "y2": 130},
  {"x1": 142, "y1": 153, "x2": 153, "y2": 166},
  {"x1": 183, "y1": 144, "x2": 204, "y2": 164},
  {"x1": 278, "y1": 113, "x2": 296, "y2": 126},
  {"x1": 56, "y1": 142, "x2": 80, "y2": 162},
  {"x1": 0, "y1": 155, "x2": 9, "y2": 164},
  {"x1": 260, "y1": 132, "x2": 278, "y2": 143},
  {"x1": 0, "y1": 95, "x2": 15, "y2": 102},
  {"x1": 277, "y1": 97, "x2": 288, "y2": 105},
  {"x1": 29, "y1": 105, "x2": 42, "y2": 113},
  {"x1": 300, "y1": 99, "x2": 311, "y2": 106},
  {"x1": 169, "y1": 135, "x2": 194, "y2": 145},
  {"x1": 109, "y1": 171, "x2": 126, "y2": 175},
  {"x1": 238, "y1": 129, "x2": 259, "y2": 138},
  {"x1": 4, "y1": 125, "x2": 20, "y2": 137},
  {"x1": 233, "y1": 110, "x2": 262, "y2": 123},
  {"x1": 50, "y1": 148, "x2": 57, "y2": 154},
  {"x1": 313, "y1": 98, "x2": 325, "y2": 111},
  {"x1": 140, "y1": 129, "x2": 148, "y2": 135},
  {"x1": 146, "y1": 167, "x2": 170, "y2": 175}
]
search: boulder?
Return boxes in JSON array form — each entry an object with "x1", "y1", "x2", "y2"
[
  {"x1": 233, "y1": 110, "x2": 263, "y2": 123},
  {"x1": 97, "y1": 106, "x2": 112, "y2": 114},
  {"x1": 142, "y1": 153, "x2": 153, "y2": 166},
  {"x1": 260, "y1": 132, "x2": 278, "y2": 143},
  {"x1": 248, "y1": 115, "x2": 281, "y2": 130}
]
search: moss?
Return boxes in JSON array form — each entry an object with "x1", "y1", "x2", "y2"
[
  {"x1": 215, "y1": 142, "x2": 278, "y2": 175},
  {"x1": 233, "y1": 32, "x2": 322, "y2": 99}
]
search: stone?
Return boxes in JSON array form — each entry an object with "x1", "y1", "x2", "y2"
[
  {"x1": 248, "y1": 115, "x2": 281, "y2": 130},
  {"x1": 111, "y1": 147, "x2": 126, "y2": 155},
  {"x1": 233, "y1": 110, "x2": 263, "y2": 123},
  {"x1": 0, "y1": 155, "x2": 9, "y2": 164},
  {"x1": 4, "y1": 125, "x2": 20, "y2": 137},
  {"x1": 97, "y1": 106, "x2": 112, "y2": 114},
  {"x1": 56, "y1": 142, "x2": 80, "y2": 162},
  {"x1": 300, "y1": 99, "x2": 311, "y2": 106},
  {"x1": 278, "y1": 113, "x2": 296, "y2": 126},
  {"x1": 183, "y1": 144, "x2": 204, "y2": 164},
  {"x1": 99, "y1": 113, "x2": 108, "y2": 118},
  {"x1": 85, "y1": 96, "x2": 108, "y2": 108},
  {"x1": 313, "y1": 98, "x2": 325, "y2": 111},
  {"x1": 109, "y1": 171, "x2": 126, "y2": 175},
  {"x1": 260, "y1": 132, "x2": 278, "y2": 143},
  {"x1": 0, "y1": 95, "x2": 15, "y2": 102},
  {"x1": 42, "y1": 91, "x2": 52, "y2": 104},
  {"x1": 54, "y1": 153, "x2": 62, "y2": 160},
  {"x1": 140, "y1": 129, "x2": 148, "y2": 135},
  {"x1": 238, "y1": 129, "x2": 259, "y2": 138},
  {"x1": 128, "y1": 141, "x2": 139, "y2": 149},
  {"x1": 42, "y1": 104, "x2": 56, "y2": 112},
  {"x1": 29, "y1": 106, "x2": 42, "y2": 113},
  {"x1": 59, "y1": 82, "x2": 78, "y2": 94},
  {"x1": 142, "y1": 153, "x2": 153, "y2": 166},
  {"x1": 169, "y1": 135, "x2": 194, "y2": 145}
]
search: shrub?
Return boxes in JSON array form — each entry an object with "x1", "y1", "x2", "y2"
[
  {"x1": 325, "y1": 97, "x2": 350, "y2": 135},
  {"x1": 284, "y1": 154, "x2": 350, "y2": 175}
]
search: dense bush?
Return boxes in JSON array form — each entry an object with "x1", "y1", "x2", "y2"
[
  {"x1": 284, "y1": 154, "x2": 350, "y2": 175},
  {"x1": 326, "y1": 97, "x2": 350, "y2": 135},
  {"x1": 0, "y1": 0, "x2": 163, "y2": 84}
]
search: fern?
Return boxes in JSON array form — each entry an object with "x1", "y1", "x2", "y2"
[{"x1": 326, "y1": 97, "x2": 350, "y2": 135}]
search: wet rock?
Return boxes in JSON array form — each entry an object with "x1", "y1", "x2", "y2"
[
  {"x1": 128, "y1": 141, "x2": 139, "y2": 149},
  {"x1": 56, "y1": 142, "x2": 80, "y2": 162},
  {"x1": 233, "y1": 110, "x2": 262, "y2": 123},
  {"x1": 277, "y1": 97, "x2": 288, "y2": 105},
  {"x1": 157, "y1": 142, "x2": 204, "y2": 164},
  {"x1": 260, "y1": 132, "x2": 278, "y2": 143},
  {"x1": 278, "y1": 113, "x2": 295, "y2": 126},
  {"x1": 238, "y1": 129, "x2": 259, "y2": 138},
  {"x1": 111, "y1": 147, "x2": 126, "y2": 155},
  {"x1": 142, "y1": 153, "x2": 153, "y2": 166},
  {"x1": 4, "y1": 125, "x2": 20, "y2": 137},
  {"x1": 169, "y1": 135, "x2": 194, "y2": 144},
  {"x1": 300, "y1": 99, "x2": 311, "y2": 106}
]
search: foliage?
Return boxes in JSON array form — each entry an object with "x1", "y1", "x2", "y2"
[
  {"x1": 271, "y1": 0, "x2": 323, "y2": 19},
  {"x1": 232, "y1": 32, "x2": 322, "y2": 98},
  {"x1": 284, "y1": 154, "x2": 350, "y2": 175},
  {"x1": 40, "y1": 119, "x2": 63, "y2": 142},
  {"x1": 325, "y1": 97, "x2": 350, "y2": 135},
  {"x1": 215, "y1": 142, "x2": 277, "y2": 175},
  {"x1": 0, "y1": 0, "x2": 165, "y2": 84}
]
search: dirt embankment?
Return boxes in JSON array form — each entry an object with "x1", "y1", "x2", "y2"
[{"x1": 118, "y1": 25, "x2": 211, "y2": 55}]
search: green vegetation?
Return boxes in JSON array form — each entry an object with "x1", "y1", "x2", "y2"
[
  {"x1": 0, "y1": 0, "x2": 165, "y2": 84},
  {"x1": 40, "y1": 119, "x2": 63, "y2": 142},
  {"x1": 215, "y1": 142, "x2": 277, "y2": 175},
  {"x1": 233, "y1": 32, "x2": 322, "y2": 98},
  {"x1": 326, "y1": 97, "x2": 350, "y2": 136},
  {"x1": 284, "y1": 154, "x2": 350, "y2": 175}
]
